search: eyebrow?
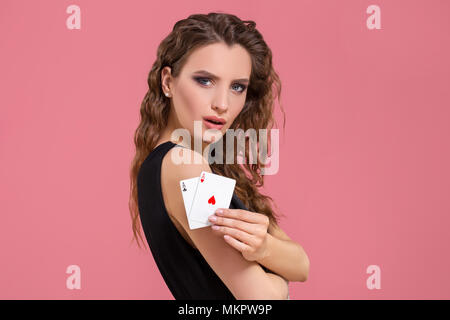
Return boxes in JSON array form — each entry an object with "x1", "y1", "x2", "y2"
[{"x1": 192, "y1": 70, "x2": 249, "y2": 83}]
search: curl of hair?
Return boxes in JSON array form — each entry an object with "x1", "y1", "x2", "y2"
[{"x1": 128, "y1": 12, "x2": 286, "y2": 250}]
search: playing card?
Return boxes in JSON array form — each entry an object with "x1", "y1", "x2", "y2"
[
  {"x1": 179, "y1": 177, "x2": 209, "y2": 230},
  {"x1": 188, "y1": 171, "x2": 236, "y2": 225}
]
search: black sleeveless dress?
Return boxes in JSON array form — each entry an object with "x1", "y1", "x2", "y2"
[{"x1": 137, "y1": 141, "x2": 270, "y2": 299}]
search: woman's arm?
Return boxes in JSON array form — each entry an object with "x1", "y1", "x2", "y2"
[
  {"x1": 207, "y1": 208, "x2": 310, "y2": 282},
  {"x1": 266, "y1": 272, "x2": 289, "y2": 300},
  {"x1": 257, "y1": 233, "x2": 310, "y2": 282},
  {"x1": 161, "y1": 147, "x2": 287, "y2": 299}
]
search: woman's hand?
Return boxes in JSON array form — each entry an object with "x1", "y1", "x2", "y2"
[{"x1": 208, "y1": 208, "x2": 270, "y2": 262}]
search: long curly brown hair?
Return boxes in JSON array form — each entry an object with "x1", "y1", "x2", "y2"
[{"x1": 129, "y1": 12, "x2": 286, "y2": 250}]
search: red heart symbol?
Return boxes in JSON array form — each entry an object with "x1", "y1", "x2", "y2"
[{"x1": 208, "y1": 195, "x2": 216, "y2": 205}]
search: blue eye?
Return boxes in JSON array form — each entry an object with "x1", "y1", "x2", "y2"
[
  {"x1": 195, "y1": 77, "x2": 212, "y2": 86},
  {"x1": 194, "y1": 77, "x2": 247, "y2": 94},
  {"x1": 232, "y1": 83, "x2": 247, "y2": 93}
]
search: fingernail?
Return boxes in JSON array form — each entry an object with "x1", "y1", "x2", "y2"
[
  {"x1": 209, "y1": 215, "x2": 217, "y2": 222},
  {"x1": 212, "y1": 225, "x2": 220, "y2": 230},
  {"x1": 216, "y1": 209, "x2": 223, "y2": 215}
]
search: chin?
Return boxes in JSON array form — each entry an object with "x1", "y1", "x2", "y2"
[{"x1": 203, "y1": 135, "x2": 222, "y2": 144}]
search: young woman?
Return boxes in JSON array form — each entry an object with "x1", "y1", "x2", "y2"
[{"x1": 129, "y1": 12, "x2": 310, "y2": 300}]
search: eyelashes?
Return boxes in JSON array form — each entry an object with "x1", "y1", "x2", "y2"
[{"x1": 193, "y1": 77, "x2": 247, "y2": 93}]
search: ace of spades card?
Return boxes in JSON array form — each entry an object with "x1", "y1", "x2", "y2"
[{"x1": 179, "y1": 171, "x2": 236, "y2": 229}]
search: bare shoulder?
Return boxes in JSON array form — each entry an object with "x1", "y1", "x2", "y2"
[
  {"x1": 164, "y1": 146, "x2": 211, "y2": 180},
  {"x1": 160, "y1": 146, "x2": 211, "y2": 215},
  {"x1": 159, "y1": 146, "x2": 280, "y2": 299}
]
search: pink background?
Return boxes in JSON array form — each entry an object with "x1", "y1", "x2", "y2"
[{"x1": 1, "y1": 0, "x2": 449, "y2": 299}]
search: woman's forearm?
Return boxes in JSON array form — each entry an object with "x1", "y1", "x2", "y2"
[{"x1": 258, "y1": 234, "x2": 310, "y2": 282}]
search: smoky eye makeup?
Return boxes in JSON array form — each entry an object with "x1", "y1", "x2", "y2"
[
  {"x1": 192, "y1": 76, "x2": 247, "y2": 93},
  {"x1": 193, "y1": 77, "x2": 211, "y2": 86},
  {"x1": 231, "y1": 82, "x2": 247, "y2": 92}
]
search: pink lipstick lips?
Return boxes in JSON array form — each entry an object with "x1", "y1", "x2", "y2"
[{"x1": 203, "y1": 116, "x2": 226, "y2": 130}]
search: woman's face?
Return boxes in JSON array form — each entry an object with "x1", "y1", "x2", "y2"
[{"x1": 161, "y1": 42, "x2": 252, "y2": 147}]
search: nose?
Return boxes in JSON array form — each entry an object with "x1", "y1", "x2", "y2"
[
  {"x1": 212, "y1": 88, "x2": 228, "y2": 113},
  {"x1": 212, "y1": 104, "x2": 227, "y2": 113}
]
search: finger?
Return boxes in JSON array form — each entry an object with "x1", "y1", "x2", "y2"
[
  {"x1": 219, "y1": 226, "x2": 259, "y2": 247},
  {"x1": 210, "y1": 216, "x2": 259, "y2": 235},
  {"x1": 223, "y1": 234, "x2": 252, "y2": 253},
  {"x1": 216, "y1": 208, "x2": 266, "y2": 224}
]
